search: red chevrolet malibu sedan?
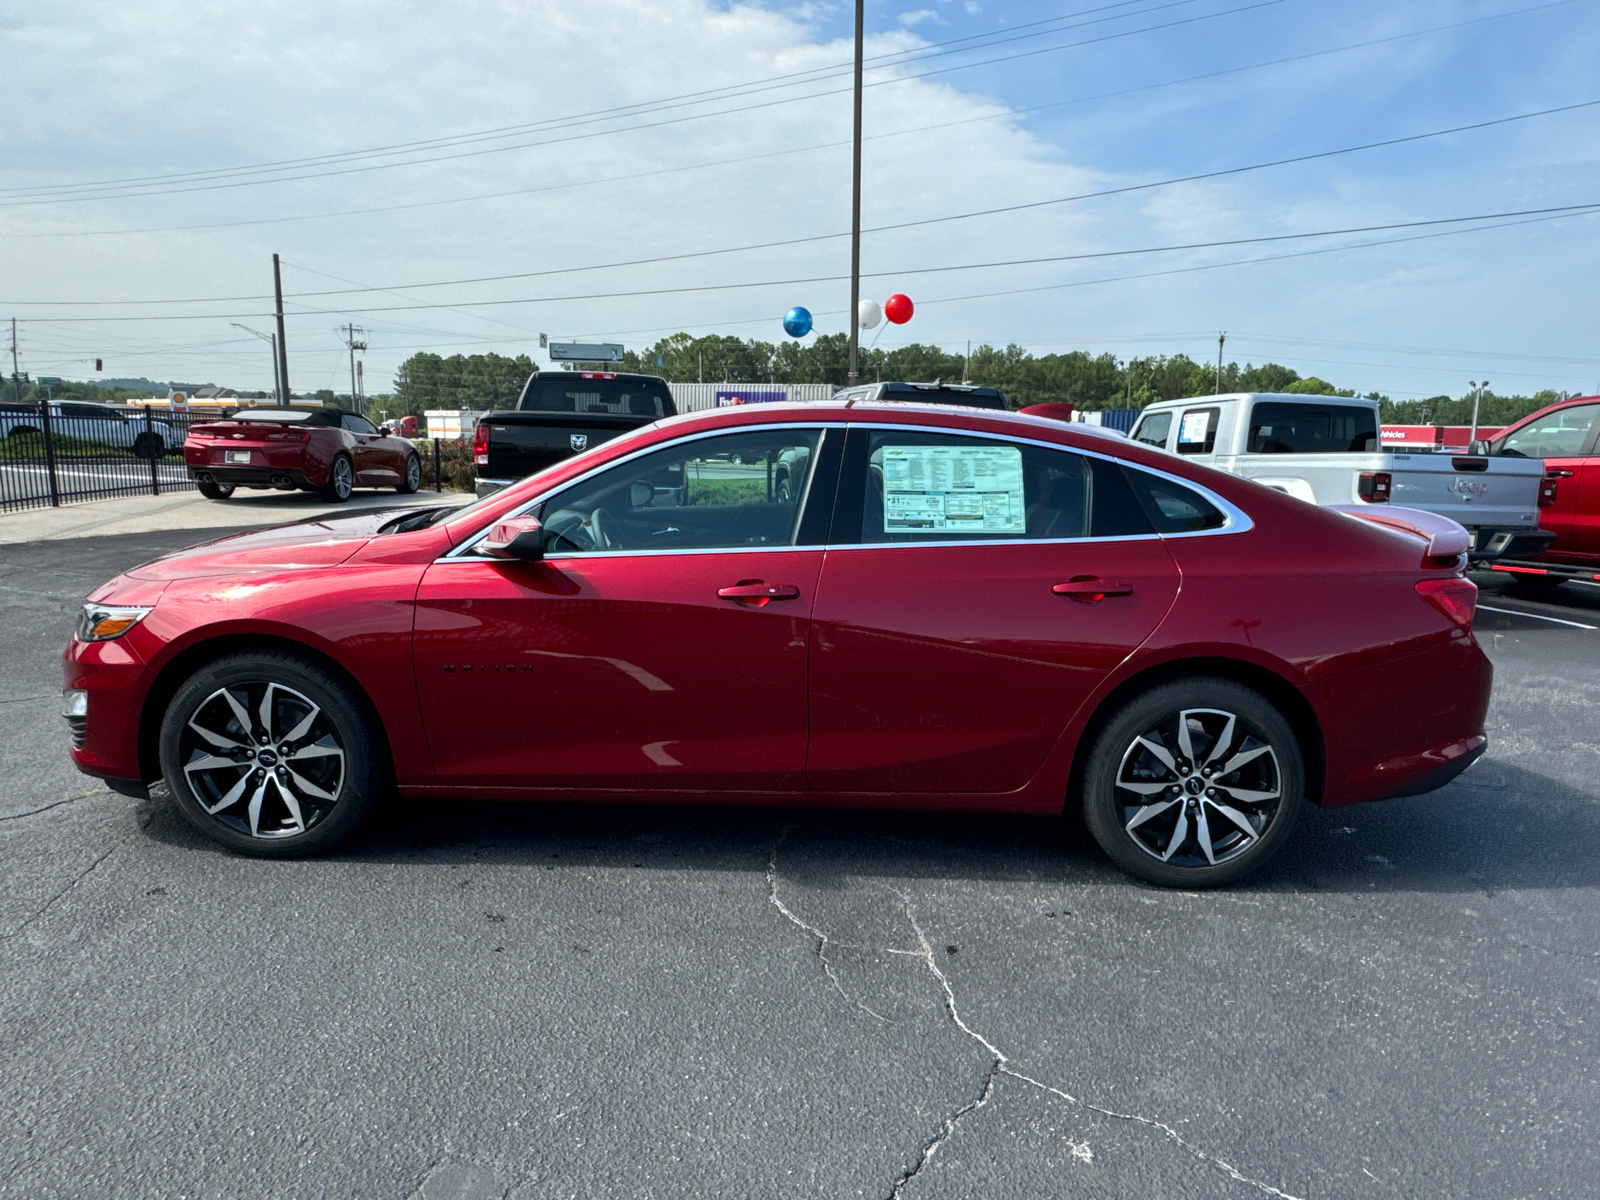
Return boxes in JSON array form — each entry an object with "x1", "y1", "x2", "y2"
[
  {"x1": 67, "y1": 401, "x2": 1490, "y2": 886},
  {"x1": 184, "y1": 406, "x2": 422, "y2": 502}
]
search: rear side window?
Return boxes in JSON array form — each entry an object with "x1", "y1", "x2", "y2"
[
  {"x1": 1248, "y1": 402, "x2": 1377, "y2": 453},
  {"x1": 1123, "y1": 466, "x2": 1227, "y2": 533},
  {"x1": 1174, "y1": 407, "x2": 1219, "y2": 454},
  {"x1": 837, "y1": 430, "x2": 1155, "y2": 543},
  {"x1": 521, "y1": 377, "x2": 669, "y2": 417},
  {"x1": 1132, "y1": 411, "x2": 1172, "y2": 449}
]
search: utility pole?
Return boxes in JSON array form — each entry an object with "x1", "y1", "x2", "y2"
[
  {"x1": 8, "y1": 318, "x2": 18, "y2": 404},
  {"x1": 272, "y1": 254, "x2": 290, "y2": 401},
  {"x1": 343, "y1": 323, "x2": 367, "y2": 409},
  {"x1": 847, "y1": 0, "x2": 864, "y2": 386},
  {"x1": 1216, "y1": 332, "x2": 1226, "y2": 395},
  {"x1": 1468, "y1": 380, "x2": 1489, "y2": 446}
]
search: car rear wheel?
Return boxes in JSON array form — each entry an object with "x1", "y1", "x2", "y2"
[
  {"x1": 321, "y1": 454, "x2": 354, "y2": 502},
  {"x1": 159, "y1": 652, "x2": 379, "y2": 857},
  {"x1": 396, "y1": 452, "x2": 421, "y2": 493},
  {"x1": 131, "y1": 431, "x2": 163, "y2": 460},
  {"x1": 196, "y1": 479, "x2": 235, "y2": 500},
  {"x1": 1080, "y1": 678, "x2": 1304, "y2": 887}
]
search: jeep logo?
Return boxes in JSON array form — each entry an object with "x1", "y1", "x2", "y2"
[
  {"x1": 1450, "y1": 478, "x2": 1489, "y2": 497},
  {"x1": 570, "y1": 434, "x2": 589, "y2": 452}
]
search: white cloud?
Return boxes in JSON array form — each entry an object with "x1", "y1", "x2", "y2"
[{"x1": 897, "y1": 9, "x2": 941, "y2": 28}]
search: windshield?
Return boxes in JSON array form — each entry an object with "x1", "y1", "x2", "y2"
[
  {"x1": 520, "y1": 376, "x2": 669, "y2": 417},
  {"x1": 1247, "y1": 402, "x2": 1377, "y2": 453},
  {"x1": 232, "y1": 408, "x2": 336, "y2": 425},
  {"x1": 878, "y1": 384, "x2": 1008, "y2": 410}
]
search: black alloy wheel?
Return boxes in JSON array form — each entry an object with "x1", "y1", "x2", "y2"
[
  {"x1": 321, "y1": 454, "x2": 354, "y2": 502},
  {"x1": 396, "y1": 452, "x2": 421, "y2": 494},
  {"x1": 1081, "y1": 678, "x2": 1304, "y2": 887},
  {"x1": 160, "y1": 652, "x2": 379, "y2": 856},
  {"x1": 196, "y1": 479, "x2": 235, "y2": 500}
]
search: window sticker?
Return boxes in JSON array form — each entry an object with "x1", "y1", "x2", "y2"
[
  {"x1": 881, "y1": 444, "x2": 1025, "y2": 533},
  {"x1": 1178, "y1": 410, "x2": 1212, "y2": 446}
]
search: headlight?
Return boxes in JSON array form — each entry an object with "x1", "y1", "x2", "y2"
[{"x1": 77, "y1": 603, "x2": 152, "y2": 642}]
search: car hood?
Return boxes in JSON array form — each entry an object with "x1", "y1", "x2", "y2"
[{"x1": 123, "y1": 509, "x2": 414, "y2": 580}]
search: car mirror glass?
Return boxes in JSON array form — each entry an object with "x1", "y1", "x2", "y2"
[{"x1": 481, "y1": 516, "x2": 545, "y2": 561}]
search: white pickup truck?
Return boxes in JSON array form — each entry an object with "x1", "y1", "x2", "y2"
[{"x1": 1127, "y1": 393, "x2": 1552, "y2": 563}]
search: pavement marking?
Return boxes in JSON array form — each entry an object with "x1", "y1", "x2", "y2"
[{"x1": 1477, "y1": 603, "x2": 1598, "y2": 630}]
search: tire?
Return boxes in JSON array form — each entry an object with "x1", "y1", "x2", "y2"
[
  {"x1": 196, "y1": 479, "x2": 235, "y2": 500},
  {"x1": 774, "y1": 472, "x2": 792, "y2": 504},
  {"x1": 159, "y1": 651, "x2": 380, "y2": 857},
  {"x1": 320, "y1": 453, "x2": 354, "y2": 502},
  {"x1": 132, "y1": 431, "x2": 162, "y2": 460},
  {"x1": 396, "y1": 452, "x2": 421, "y2": 494},
  {"x1": 1080, "y1": 677, "x2": 1304, "y2": 887}
]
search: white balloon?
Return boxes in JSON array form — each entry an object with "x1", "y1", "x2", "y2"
[{"x1": 857, "y1": 298, "x2": 882, "y2": 329}]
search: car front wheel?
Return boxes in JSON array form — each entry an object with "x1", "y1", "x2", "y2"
[
  {"x1": 1080, "y1": 677, "x2": 1304, "y2": 887},
  {"x1": 159, "y1": 652, "x2": 380, "y2": 857}
]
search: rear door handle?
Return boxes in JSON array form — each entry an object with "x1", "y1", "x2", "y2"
[
  {"x1": 1053, "y1": 578, "x2": 1133, "y2": 603},
  {"x1": 718, "y1": 582, "x2": 801, "y2": 606}
]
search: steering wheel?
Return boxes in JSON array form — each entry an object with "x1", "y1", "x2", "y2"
[
  {"x1": 544, "y1": 510, "x2": 595, "y2": 552},
  {"x1": 588, "y1": 506, "x2": 616, "y2": 550}
]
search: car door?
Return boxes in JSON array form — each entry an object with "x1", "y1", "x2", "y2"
[
  {"x1": 413, "y1": 424, "x2": 842, "y2": 790},
  {"x1": 1493, "y1": 402, "x2": 1600, "y2": 554},
  {"x1": 805, "y1": 426, "x2": 1182, "y2": 794},
  {"x1": 340, "y1": 412, "x2": 393, "y2": 484},
  {"x1": 1568, "y1": 415, "x2": 1600, "y2": 557}
]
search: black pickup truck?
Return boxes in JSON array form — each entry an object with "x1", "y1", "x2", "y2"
[{"x1": 473, "y1": 371, "x2": 677, "y2": 496}]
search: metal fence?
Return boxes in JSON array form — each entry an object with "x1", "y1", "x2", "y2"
[{"x1": 0, "y1": 403, "x2": 200, "y2": 514}]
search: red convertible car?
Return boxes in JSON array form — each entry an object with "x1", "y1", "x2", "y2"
[
  {"x1": 184, "y1": 406, "x2": 422, "y2": 502},
  {"x1": 69, "y1": 401, "x2": 1490, "y2": 886}
]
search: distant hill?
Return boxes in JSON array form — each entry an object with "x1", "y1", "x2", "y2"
[{"x1": 96, "y1": 377, "x2": 170, "y2": 394}]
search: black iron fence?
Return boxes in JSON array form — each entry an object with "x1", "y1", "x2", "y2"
[{"x1": 0, "y1": 403, "x2": 200, "y2": 514}]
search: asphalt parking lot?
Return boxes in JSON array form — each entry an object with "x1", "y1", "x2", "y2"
[{"x1": 2, "y1": 530, "x2": 1596, "y2": 1199}]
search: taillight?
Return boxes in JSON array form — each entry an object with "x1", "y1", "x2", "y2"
[
  {"x1": 1358, "y1": 471, "x2": 1391, "y2": 502},
  {"x1": 1539, "y1": 475, "x2": 1559, "y2": 507},
  {"x1": 473, "y1": 422, "x2": 489, "y2": 466},
  {"x1": 1416, "y1": 577, "x2": 1477, "y2": 630}
]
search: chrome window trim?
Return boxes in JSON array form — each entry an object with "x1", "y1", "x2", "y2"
[
  {"x1": 445, "y1": 421, "x2": 834, "y2": 559},
  {"x1": 437, "y1": 417, "x2": 1252, "y2": 564}
]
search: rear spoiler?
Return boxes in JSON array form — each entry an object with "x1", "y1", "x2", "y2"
[{"x1": 1326, "y1": 505, "x2": 1469, "y2": 562}]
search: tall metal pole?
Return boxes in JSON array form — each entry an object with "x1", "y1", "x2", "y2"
[
  {"x1": 847, "y1": 0, "x2": 864, "y2": 386},
  {"x1": 1216, "y1": 332, "x2": 1226, "y2": 394},
  {"x1": 1469, "y1": 380, "x2": 1487, "y2": 446},
  {"x1": 272, "y1": 254, "x2": 290, "y2": 401},
  {"x1": 348, "y1": 323, "x2": 359, "y2": 405}
]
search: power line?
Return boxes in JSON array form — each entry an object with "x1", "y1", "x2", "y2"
[
  {"x1": 3, "y1": 1, "x2": 1578, "y2": 242},
  {"x1": 19, "y1": 200, "x2": 1600, "y2": 323},
  {"x1": 0, "y1": 0, "x2": 1288, "y2": 209}
]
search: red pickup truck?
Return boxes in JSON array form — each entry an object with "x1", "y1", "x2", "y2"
[{"x1": 1480, "y1": 395, "x2": 1600, "y2": 590}]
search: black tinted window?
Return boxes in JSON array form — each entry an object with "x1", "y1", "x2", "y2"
[
  {"x1": 1248, "y1": 401, "x2": 1376, "y2": 453},
  {"x1": 522, "y1": 376, "x2": 669, "y2": 417},
  {"x1": 341, "y1": 413, "x2": 378, "y2": 434},
  {"x1": 877, "y1": 384, "x2": 1008, "y2": 410},
  {"x1": 1123, "y1": 467, "x2": 1227, "y2": 532}
]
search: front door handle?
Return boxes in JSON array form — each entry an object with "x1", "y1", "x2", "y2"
[
  {"x1": 1053, "y1": 577, "x2": 1133, "y2": 603},
  {"x1": 718, "y1": 581, "x2": 801, "y2": 606},
  {"x1": 1546, "y1": 469, "x2": 1576, "y2": 478}
]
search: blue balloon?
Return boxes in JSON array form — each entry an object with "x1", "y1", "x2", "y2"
[{"x1": 782, "y1": 306, "x2": 813, "y2": 338}]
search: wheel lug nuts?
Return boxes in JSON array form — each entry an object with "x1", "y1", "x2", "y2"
[{"x1": 1206, "y1": 788, "x2": 1217, "y2": 798}]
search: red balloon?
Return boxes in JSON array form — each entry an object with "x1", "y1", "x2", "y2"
[{"x1": 884, "y1": 293, "x2": 914, "y2": 324}]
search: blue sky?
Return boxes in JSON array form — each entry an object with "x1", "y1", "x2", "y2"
[{"x1": 3, "y1": 0, "x2": 1599, "y2": 399}]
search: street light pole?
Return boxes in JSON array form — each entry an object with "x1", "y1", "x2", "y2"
[
  {"x1": 1468, "y1": 380, "x2": 1489, "y2": 447},
  {"x1": 272, "y1": 254, "x2": 291, "y2": 401},
  {"x1": 231, "y1": 323, "x2": 281, "y2": 402},
  {"x1": 847, "y1": 0, "x2": 864, "y2": 386}
]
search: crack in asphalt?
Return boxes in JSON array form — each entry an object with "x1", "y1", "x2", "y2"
[
  {"x1": 6, "y1": 836, "x2": 128, "y2": 938},
  {"x1": 766, "y1": 828, "x2": 1306, "y2": 1200},
  {"x1": 0, "y1": 788, "x2": 109, "y2": 823}
]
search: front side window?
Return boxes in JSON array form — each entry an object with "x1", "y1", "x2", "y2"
[
  {"x1": 1247, "y1": 401, "x2": 1377, "y2": 453},
  {"x1": 1132, "y1": 411, "x2": 1172, "y2": 449},
  {"x1": 530, "y1": 428, "x2": 826, "y2": 554},
  {"x1": 840, "y1": 430, "x2": 1155, "y2": 543},
  {"x1": 341, "y1": 413, "x2": 379, "y2": 435},
  {"x1": 1174, "y1": 407, "x2": 1219, "y2": 454},
  {"x1": 1494, "y1": 404, "x2": 1598, "y2": 459}
]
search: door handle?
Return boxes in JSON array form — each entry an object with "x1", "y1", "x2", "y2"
[
  {"x1": 718, "y1": 582, "x2": 801, "y2": 606},
  {"x1": 1546, "y1": 469, "x2": 1575, "y2": 478},
  {"x1": 1053, "y1": 577, "x2": 1133, "y2": 603}
]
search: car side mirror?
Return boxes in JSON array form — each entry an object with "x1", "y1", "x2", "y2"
[
  {"x1": 629, "y1": 480, "x2": 654, "y2": 508},
  {"x1": 378, "y1": 425, "x2": 392, "y2": 436},
  {"x1": 1468, "y1": 439, "x2": 1490, "y2": 455},
  {"x1": 481, "y1": 515, "x2": 545, "y2": 560}
]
